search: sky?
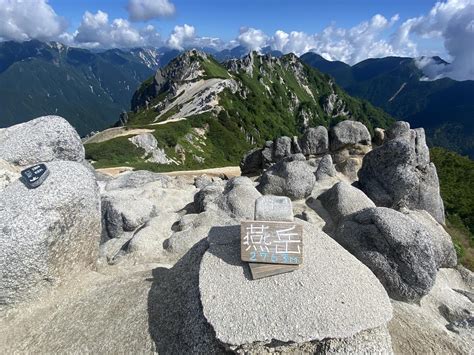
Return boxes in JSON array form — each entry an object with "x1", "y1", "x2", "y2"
[{"x1": 0, "y1": 0, "x2": 473, "y2": 80}]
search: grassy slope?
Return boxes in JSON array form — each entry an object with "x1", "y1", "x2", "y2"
[{"x1": 431, "y1": 147, "x2": 474, "y2": 270}]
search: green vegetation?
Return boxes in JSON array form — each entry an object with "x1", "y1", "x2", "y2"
[
  {"x1": 0, "y1": 40, "x2": 155, "y2": 135},
  {"x1": 85, "y1": 136, "x2": 146, "y2": 168},
  {"x1": 302, "y1": 53, "x2": 474, "y2": 158},
  {"x1": 217, "y1": 54, "x2": 393, "y2": 145},
  {"x1": 199, "y1": 56, "x2": 230, "y2": 79},
  {"x1": 431, "y1": 147, "x2": 474, "y2": 270},
  {"x1": 85, "y1": 112, "x2": 251, "y2": 171}
]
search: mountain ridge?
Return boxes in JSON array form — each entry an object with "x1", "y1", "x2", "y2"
[
  {"x1": 85, "y1": 49, "x2": 393, "y2": 171},
  {"x1": 301, "y1": 52, "x2": 474, "y2": 157}
]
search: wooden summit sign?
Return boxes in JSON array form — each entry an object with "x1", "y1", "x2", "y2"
[{"x1": 240, "y1": 220, "x2": 303, "y2": 265}]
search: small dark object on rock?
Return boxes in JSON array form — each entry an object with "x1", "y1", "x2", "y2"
[{"x1": 21, "y1": 164, "x2": 50, "y2": 188}]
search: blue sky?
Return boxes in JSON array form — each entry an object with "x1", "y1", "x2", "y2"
[
  {"x1": 0, "y1": 0, "x2": 473, "y2": 79},
  {"x1": 49, "y1": 0, "x2": 438, "y2": 42}
]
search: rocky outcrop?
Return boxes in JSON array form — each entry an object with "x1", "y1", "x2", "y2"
[
  {"x1": 104, "y1": 170, "x2": 170, "y2": 191},
  {"x1": 217, "y1": 177, "x2": 261, "y2": 219},
  {"x1": 273, "y1": 136, "x2": 292, "y2": 160},
  {"x1": 329, "y1": 120, "x2": 371, "y2": 151},
  {"x1": 389, "y1": 267, "x2": 474, "y2": 354},
  {"x1": 0, "y1": 161, "x2": 100, "y2": 307},
  {"x1": 358, "y1": 121, "x2": 445, "y2": 224},
  {"x1": 300, "y1": 126, "x2": 329, "y2": 156},
  {"x1": 199, "y1": 220, "x2": 393, "y2": 350},
  {"x1": 258, "y1": 158, "x2": 316, "y2": 200},
  {"x1": 254, "y1": 195, "x2": 294, "y2": 221},
  {"x1": 403, "y1": 209, "x2": 457, "y2": 268},
  {"x1": 0, "y1": 111, "x2": 465, "y2": 353},
  {"x1": 99, "y1": 172, "x2": 195, "y2": 264},
  {"x1": 335, "y1": 207, "x2": 438, "y2": 302},
  {"x1": 0, "y1": 159, "x2": 20, "y2": 191},
  {"x1": 101, "y1": 190, "x2": 158, "y2": 240},
  {"x1": 0, "y1": 115, "x2": 85, "y2": 166},
  {"x1": 315, "y1": 153, "x2": 337, "y2": 180},
  {"x1": 329, "y1": 120, "x2": 372, "y2": 181},
  {"x1": 164, "y1": 210, "x2": 237, "y2": 259},
  {"x1": 239, "y1": 148, "x2": 262, "y2": 175},
  {"x1": 319, "y1": 181, "x2": 375, "y2": 225},
  {"x1": 374, "y1": 128, "x2": 385, "y2": 146},
  {"x1": 129, "y1": 133, "x2": 172, "y2": 164}
]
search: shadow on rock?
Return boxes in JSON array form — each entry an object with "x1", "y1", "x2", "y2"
[
  {"x1": 207, "y1": 226, "x2": 252, "y2": 281},
  {"x1": 147, "y1": 239, "x2": 229, "y2": 354}
]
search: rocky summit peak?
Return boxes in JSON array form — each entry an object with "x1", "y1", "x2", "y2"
[{"x1": 1, "y1": 115, "x2": 472, "y2": 354}]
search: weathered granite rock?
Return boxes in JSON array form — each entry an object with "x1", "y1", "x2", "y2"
[
  {"x1": 199, "y1": 220, "x2": 393, "y2": 347},
  {"x1": 330, "y1": 120, "x2": 371, "y2": 151},
  {"x1": 101, "y1": 177, "x2": 195, "y2": 255},
  {"x1": 0, "y1": 161, "x2": 100, "y2": 307},
  {"x1": 261, "y1": 141, "x2": 274, "y2": 168},
  {"x1": 317, "y1": 326, "x2": 393, "y2": 354},
  {"x1": 300, "y1": 126, "x2": 329, "y2": 156},
  {"x1": 258, "y1": 160, "x2": 316, "y2": 200},
  {"x1": 127, "y1": 132, "x2": 172, "y2": 164},
  {"x1": 105, "y1": 170, "x2": 170, "y2": 191},
  {"x1": 389, "y1": 267, "x2": 474, "y2": 354},
  {"x1": 0, "y1": 240, "x2": 224, "y2": 353},
  {"x1": 291, "y1": 136, "x2": 302, "y2": 154},
  {"x1": 273, "y1": 136, "x2": 292, "y2": 160},
  {"x1": 129, "y1": 133, "x2": 158, "y2": 153},
  {"x1": 403, "y1": 209, "x2": 457, "y2": 268},
  {"x1": 147, "y1": 148, "x2": 171, "y2": 164},
  {"x1": 0, "y1": 159, "x2": 20, "y2": 191},
  {"x1": 101, "y1": 191, "x2": 158, "y2": 240},
  {"x1": 374, "y1": 128, "x2": 385, "y2": 146},
  {"x1": 233, "y1": 326, "x2": 393, "y2": 354},
  {"x1": 335, "y1": 207, "x2": 438, "y2": 302},
  {"x1": 194, "y1": 181, "x2": 225, "y2": 213},
  {"x1": 337, "y1": 156, "x2": 363, "y2": 181},
  {"x1": 164, "y1": 210, "x2": 237, "y2": 258},
  {"x1": 315, "y1": 154, "x2": 337, "y2": 180},
  {"x1": 358, "y1": 124, "x2": 445, "y2": 224},
  {"x1": 319, "y1": 181, "x2": 375, "y2": 225},
  {"x1": 240, "y1": 148, "x2": 263, "y2": 175},
  {"x1": 385, "y1": 121, "x2": 410, "y2": 140},
  {"x1": 194, "y1": 174, "x2": 213, "y2": 189},
  {"x1": 217, "y1": 177, "x2": 261, "y2": 219},
  {"x1": 254, "y1": 195, "x2": 294, "y2": 221},
  {"x1": 0, "y1": 116, "x2": 84, "y2": 166}
]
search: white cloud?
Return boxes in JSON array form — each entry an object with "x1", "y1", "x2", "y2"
[
  {"x1": 0, "y1": 0, "x2": 67, "y2": 42},
  {"x1": 238, "y1": 27, "x2": 268, "y2": 51},
  {"x1": 394, "y1": 0, "x2": 474, "y2": 80},
  {"x1": 127, "y1": 0, "x2": 175, "y2": 22},
  {"x1": 166, "y1": 24, "x2": 195, "y2": 50},
  {"x1": 259, "y1": 14, "x2": 402, "y2": 63},
  {"x1": 73, "y1": 10, "x2": 162, "y2": 48}
]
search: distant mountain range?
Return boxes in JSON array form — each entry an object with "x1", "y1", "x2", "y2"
[
  {"x1": 301, "y1": 53, "x2": 474, "y2": 158},
  {"x1": 0, "y1": 40, "x2": 159, "y2": 135}
]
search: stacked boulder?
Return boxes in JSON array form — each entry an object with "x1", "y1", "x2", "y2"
[
  {"x1": 358, "y1": 121, "x2": 445, "y2": 224},
  {"x1": 329, "y1": 120, "x2": 372, "y2": 180},
  {"x1": 241, "y1": 120, "x2": 371, "y2": 182},
  {"x1": 0, "y1": 116, "x2": 101, "y2": 307},
  {"x1": 319, "y1": 175, "x2": 456, "y2": 302}
]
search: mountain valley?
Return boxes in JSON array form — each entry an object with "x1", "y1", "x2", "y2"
[{"x1": 302, "y1": 53, "x2": 474, "y2": 157}]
